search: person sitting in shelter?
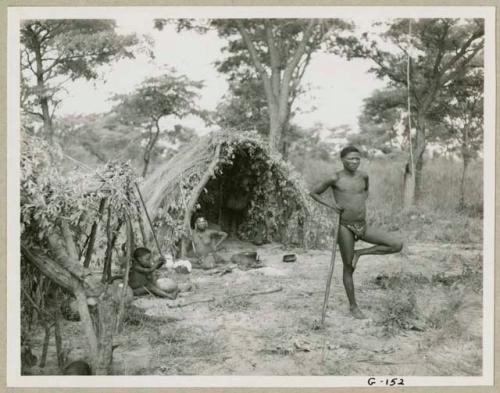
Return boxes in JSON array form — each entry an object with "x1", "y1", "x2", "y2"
[
  {"x1": 190, "y1": 216, "x2": 228, "y2": 269},
  {"x1": 128, "y1": 247, "x2": 178, "y2": 299},
  {"x1": 225, "y1": 177, "x2": 251, "y2": 238}
]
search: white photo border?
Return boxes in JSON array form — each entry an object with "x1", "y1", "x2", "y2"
[{"x1": 6, "y1": 5, "x2": 496, "y2": 388}]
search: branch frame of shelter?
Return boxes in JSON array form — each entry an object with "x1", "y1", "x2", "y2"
[{"x1": 143, "y1": 130, "x2": 320, "y2": 255}]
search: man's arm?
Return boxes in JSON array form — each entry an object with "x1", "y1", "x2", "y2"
[
  {"x1": 363, "y1": 172, "x2": 369, "y2": 197},
  {"x1": 309, "y1": 176, "x2": 343, "y2": 214},
  {"x1": 210, "y1": 230, "x2": 228, "y2": 250}
]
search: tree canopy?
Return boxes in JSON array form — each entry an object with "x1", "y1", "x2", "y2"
[{"x1": 21, "y1": 20, "x2": 139, "y2": 142}]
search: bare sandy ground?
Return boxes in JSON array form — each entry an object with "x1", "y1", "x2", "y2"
[{"x1": 30, "y1": 239, "x2": 483, "y2": 376}]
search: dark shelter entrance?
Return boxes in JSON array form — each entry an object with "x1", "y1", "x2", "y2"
[
  {"x1": 143, "y1": 131, "x2": 313, "y2": 254},
  {"x1": 195, "y1": 146, "x2": 262, "y2": 240}
]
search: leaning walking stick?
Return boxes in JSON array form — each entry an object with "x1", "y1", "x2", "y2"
[
  {"x1": 134, "y1": 182, "x2": 162, "y2": 255},
  {"x1": 321, "y1": 212, "x2": 342, "y2": 327}
]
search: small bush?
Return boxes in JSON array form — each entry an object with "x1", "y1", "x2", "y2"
[{"x1": 378, "y1": 287, "x2": 421, "y2": 335}]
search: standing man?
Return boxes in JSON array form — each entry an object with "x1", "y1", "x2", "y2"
[{"x1": 310, "y1": 145, "x2": 403, "y2": 319}]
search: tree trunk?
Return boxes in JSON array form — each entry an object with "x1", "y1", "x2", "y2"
[
  {"x1": 54, "y1": 305, "x2": 64, "y2": 370},
  {"x1": 84, "y1": 198, "x2": 107, "y2": 268},
  {"x1": 403, "y1": 162, "x2": 416, "y2": 208},
  {"x1": 115, "y1": 216, "x2": 132, "y2": 333},
  {"x1": 74, "y1": 288, "x2": 98, "y2": 368},
  {"x1": 142, "y1": 121, "x2": 161, "y2": 178},
  {"x1": 32, "y1": 37, "x2": 54, "y2": 143},
  {"x1": 95, "y1": 290, "x2": 118, "y2": 375},
  {"x1": 459, "y1": 152, "x2": 470, "y2": 210},
  {"x1": 403, "y1": 114, "x2": 427, "y2": 208},
  {"x1": 268, "y1": 109, "x2": 285, "y2": 156}
]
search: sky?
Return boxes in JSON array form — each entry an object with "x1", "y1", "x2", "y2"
[{"x1": 58, "y1": 18, "x2": 387, "y2": 135}]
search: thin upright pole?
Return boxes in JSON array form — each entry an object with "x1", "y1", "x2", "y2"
[
  {"x1": 407, "y1": 19, "x2": 414, "y2": 174},
  {"x1": 321, "y1": 213, "x2": 342, "y2": 327},
  {"x1": 134, "y1": 182, "x2": 162, "y2": 255}
]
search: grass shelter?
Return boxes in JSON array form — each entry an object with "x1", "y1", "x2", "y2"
[{"x1": 142, "y1": 130, "x2": 314, "y2": 256}]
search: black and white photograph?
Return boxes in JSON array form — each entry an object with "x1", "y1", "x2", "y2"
[{"x1": 6, "y1": 6, "x2": 495, "y2": 388}]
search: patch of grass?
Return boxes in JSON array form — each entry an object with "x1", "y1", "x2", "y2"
[
  {"x1": 378, "y1": 287, "x2": 422, "y2": 335},
  {"x1": 372, "y1": 273, "x2": 430, "y2": 290},
  {"x1": 371, "y1": 273, "x2": 426, "y2": 335},
  {"x1": 431, "y1": 254, "x2": 482, "y2": 293},
  {"x1": 149, "y1": 326, "x2": 223, "y2": 360}
]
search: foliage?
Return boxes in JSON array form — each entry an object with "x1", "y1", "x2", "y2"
[
  {"x1": 373, "y1": 274, "x2": 425, "y2": 336},
  {"x1": 21, "y1": 136, "x2": 141, "y2": 255},
  {"x1": 439, "y1": 67, "x2": 484, "y2": 159},
  {"x1": 354, "y1": 87, "x2": 408, "y2": 153},
  {"x1": 111, "y1": 72, "x2": 204, "y2": 176},
  {"x1": 351, "y1": 18, "x2": 484, "y2": 202},
  {"x1": 214, "y1": 75, "x2": 269, "y2": 136},
  {"x1": 158, "y1": 18, "x2": 354, "y2": 154},
  {"x1": 20, "y1": 20, "x2": 139, "y2": 142},
  {"x1": 143, "y1": 130, "x2": 319, "y2": 250}
]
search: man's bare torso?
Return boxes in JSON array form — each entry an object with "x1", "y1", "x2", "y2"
[{"x1": 332, "y1": 170, "x2": 368, "y2": 223}]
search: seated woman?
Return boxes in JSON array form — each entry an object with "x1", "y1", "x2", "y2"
[{"x1": 128, "y1": 247, "x2": 178, "y2": 299}]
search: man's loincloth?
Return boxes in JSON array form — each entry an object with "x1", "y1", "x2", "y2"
[{"x1": 341, "y1": 220, "x2": 367, "y2": 241}]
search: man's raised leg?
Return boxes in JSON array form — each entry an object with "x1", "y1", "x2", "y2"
[{"x1": 352, "y1": 226, "x2": 403, "y2": 269}]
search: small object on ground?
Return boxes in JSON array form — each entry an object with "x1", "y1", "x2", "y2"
[
  {"x1": 173, "y1": 259, "x2": 192, "y2": 274},
  {"x1": 282, "y1": 254, "x2": 297, "y2": 263},
  {"x1": 293, "y1": 339, "x2": 312, "y2": 352},
  {"x1": 178, "y1": 282, "x2": 193, "y2": 292},
  {"x1": 63, "y1": 360, "x2": 92, "y2": 375},
  {"x1": 156, "y1": 278, "x2": 178, "y2": 293},
  {"x1": 231, "y1": 251, "x2": 263, "y2": 270},
  {"x1": 164, "y1": 254, "x2": 175, "y2": 269},
  {"x1": 218, "y1": 265, "x2": 234, "y2": 276},
  {"x1": 311, "y1": 319, "x2": 323, "y2": 330}
]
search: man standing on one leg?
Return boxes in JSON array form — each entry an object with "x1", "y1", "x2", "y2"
[{"x1": 310, "y1": 145, "x2": 403, "y2": 319}]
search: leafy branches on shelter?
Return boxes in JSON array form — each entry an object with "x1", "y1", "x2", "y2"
[{"x1": 21, "y1": 137, "x2": 143, "y2": 374}]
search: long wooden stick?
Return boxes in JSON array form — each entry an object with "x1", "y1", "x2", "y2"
[
  {"x1": 321, "y1": 213, "x2": 341, "y2": 327},
  {"x1": 135, "y1": 182, "x2": 162, "y2": 255},
  {"x1": 174, "y1": 286, "x2": 283, "y2": 308}
]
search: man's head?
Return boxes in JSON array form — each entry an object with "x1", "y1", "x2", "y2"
[
  {"x1": 340, "y1": 145, "x2": 361, "y2": 172},
  {"x1": 195, "y1": 216, "x2": 208, "y2": 231},
  {"x1": 133, "y1": 247, "x2": 152, "y2": 266}
]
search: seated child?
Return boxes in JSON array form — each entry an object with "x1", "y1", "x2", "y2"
[{"x1": 128, "y1": 247, "x2": 178, "y2": 299}]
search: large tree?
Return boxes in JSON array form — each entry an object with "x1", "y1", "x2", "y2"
[
  {"x1": 215, "y1": 73, "x2": 269, "y2": 137},
  {"x1": 354, "y1": 18, "x2": 484, "y2": 206},
  {"x1": 110, "y1": 73, "x2": 203, "y2": 177},
  {"x1": 20, "y1": 20, "x2": 138, "y2": 143},
  {"x1": 440, "y1": 66, "x2": 484, "y2": 209},
  {"x1": 157, "y1": 19, "x2": 354, "y2": 155}
]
